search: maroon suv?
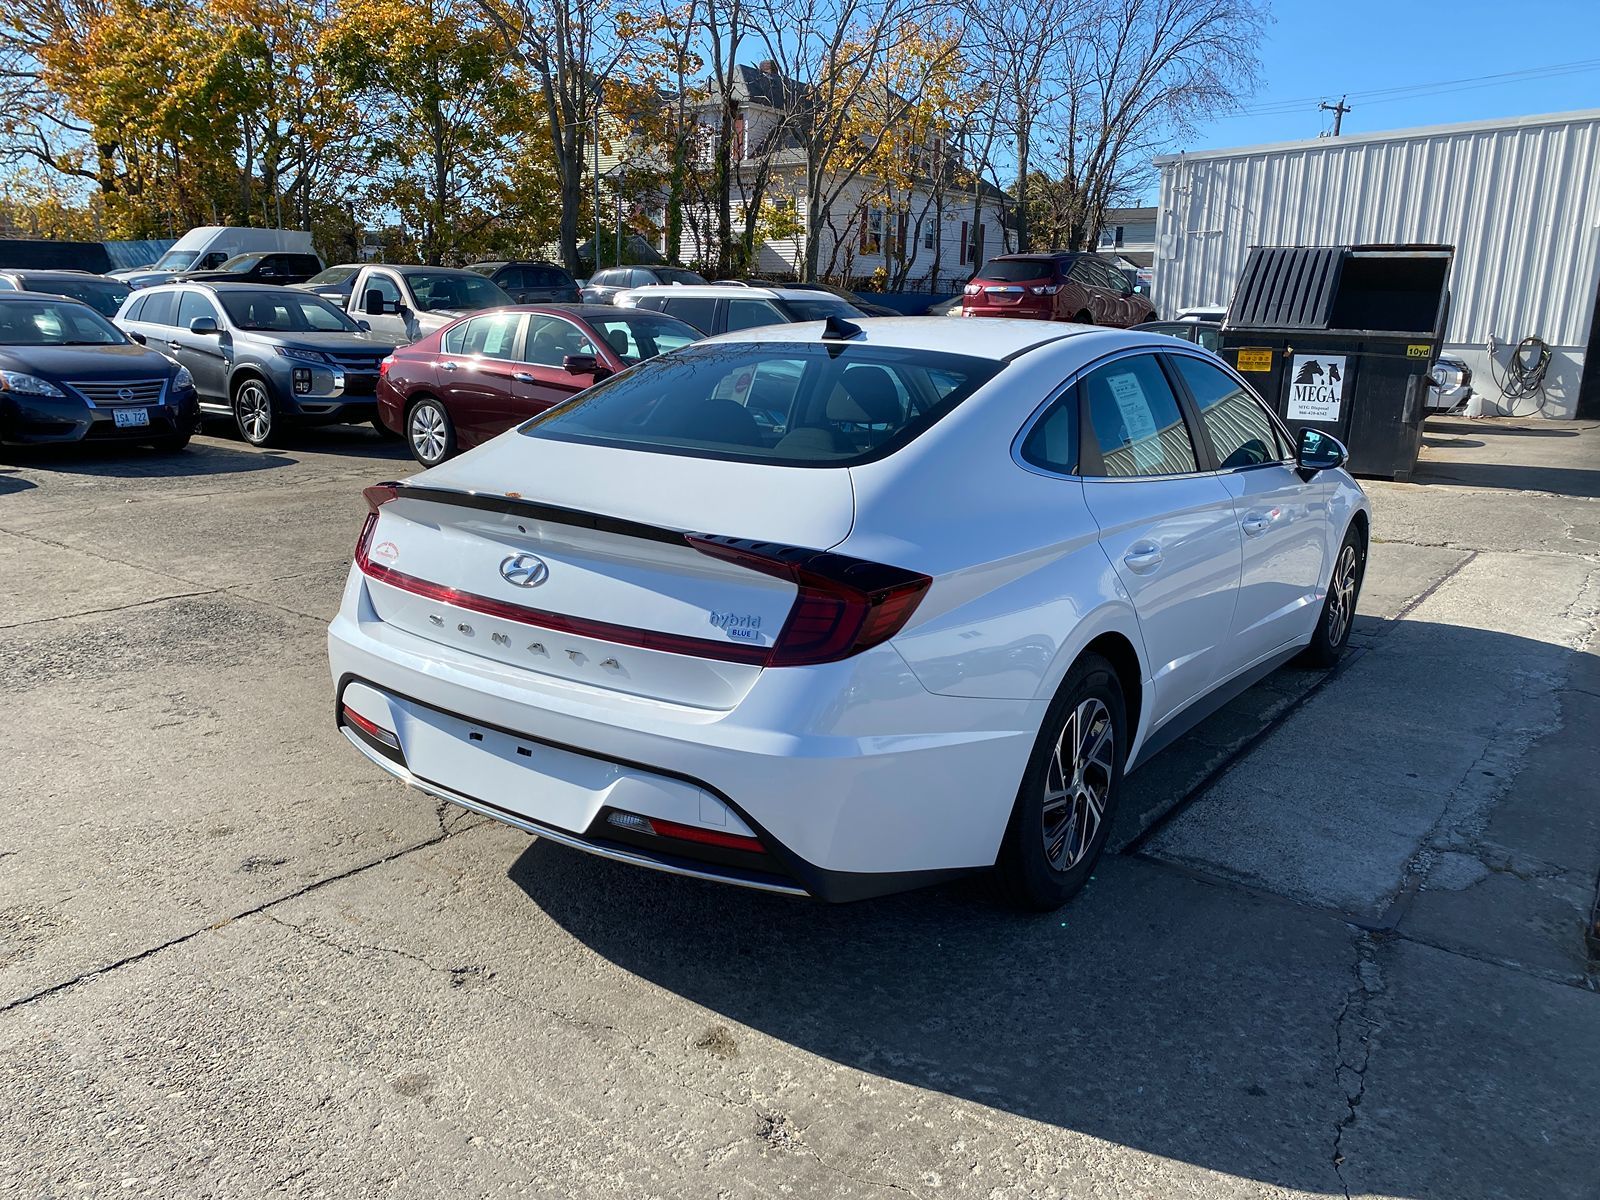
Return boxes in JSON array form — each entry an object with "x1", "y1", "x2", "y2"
[
  {"x1": 960, "y1": 253, "x2": 1155, "y2": 326},
  {"x1": 377, "y1": 304, "x2": 702, "y2": 466}
]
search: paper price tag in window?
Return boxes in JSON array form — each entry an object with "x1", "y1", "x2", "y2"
[{"x1": 1106, "y1": 371, "x2": 1163, "y2": 471}]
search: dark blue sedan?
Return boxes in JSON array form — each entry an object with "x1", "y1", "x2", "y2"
[{"x1": 0, "y1": 291, "x2": 199, "y2": 451}]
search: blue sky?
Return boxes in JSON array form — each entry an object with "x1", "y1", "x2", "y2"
[{"x1": 1161, "y1": 0, "x2": 1600, "y2": 162}]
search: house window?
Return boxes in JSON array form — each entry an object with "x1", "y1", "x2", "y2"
[
  {"x1": 923, "y1": 223, "x2": 935, "y2": 251},
  {"x1": 959, "y1": 220, "x2": 968, "y2": 265},
  {"x1": 1115, "y1": 225, "x2": 1125, "y2": 248},
  {"x1": 896, "y1": 211, "x2": 908, "y2": 258},
  {"x1": 860, "y1": 208, "x2": 883, "y2": 255},
  {"x1": 966, "y1": 221, "x2": 983, "y2": 269}
]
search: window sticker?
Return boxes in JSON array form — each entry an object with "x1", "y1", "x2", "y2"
[{"x1": 1106, "y1": 370, "x2": 1163, "y2": 471}]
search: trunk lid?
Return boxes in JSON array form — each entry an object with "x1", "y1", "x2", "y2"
[{"x1": 358, "y1": 436, "x2": 856, "y2": 710}]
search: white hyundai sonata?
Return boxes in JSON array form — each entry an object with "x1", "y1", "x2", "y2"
[{"x1": 328, "y1": 317, "x2": 1369, "y2": 909}]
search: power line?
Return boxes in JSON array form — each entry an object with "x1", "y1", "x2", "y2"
[{"x1": 1217, "y1": 57, "x2": 1600, "y2": 120}]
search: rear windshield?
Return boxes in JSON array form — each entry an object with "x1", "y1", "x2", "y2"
[
  {"x1": 655, "y1": 268, "x2": 708, "y2": 286},
  {"x1": 18, "y1": 276, "x2": 130, "y2": 317},
  {"x1": 980, "y1": 257, "x2": 1068, "y2": 282},
  {"x1": 522, "y1": 342, "x2": 1001, "y2": 466},
  {"x1": 306, "y1": 266, "x2": 358, "y2": 285},
  {"x1": 778, "y1": 298, "x2": 865, "y2": 322}
]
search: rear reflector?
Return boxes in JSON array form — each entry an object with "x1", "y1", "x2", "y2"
[
  {"x1": 342, "y1": 704, "x2": 399, "y2": 749},
  {"x1": 607, "y1": 810, "x2": 766, "y2": 854}
]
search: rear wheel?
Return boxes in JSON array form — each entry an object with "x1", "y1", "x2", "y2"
[
  {"x1": 1301, "y1": 525, "x2": 1366, "y2": 667},
  {"x1": 233, "y1": 378, "x2": 284, "y2": 448},
  {"x1": 996, "y1": 652, "x2": 1126, "y2": 911},
  {"x1": 406, "y1": 396, "x2": 456, "y2": 467}
]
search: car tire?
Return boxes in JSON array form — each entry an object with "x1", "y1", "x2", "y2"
[
  {"x1": 148, "y1": 432, "x2": 191, "y2": 453},
  {"x1": 995, "y1": 652, "x2": 1127, "y2": 911},
  {"x1": 232, "y1": 378, "x2": 285, "y2": 448},
  {"x1": 370, "y1": 415, "x2": 400, "y2": 441},
  {"x1": 1300, "y1": 524, "x2": 1367, "y2": 668},
  {"x1": 406, "y1": 396, "x2": 456, "y2": 467}
]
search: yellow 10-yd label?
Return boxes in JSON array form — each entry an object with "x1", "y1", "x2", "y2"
[
  {"x1": 1407, "y1": 344, "x2": 1432, "y2": 358},
  {"x1": 1235, "y1": 348, "x2": 1273, "y2": 372}
]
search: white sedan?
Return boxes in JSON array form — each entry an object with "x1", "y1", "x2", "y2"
[{"x1": 328, "y1": 317, "x2": 1369, "y2": 909}]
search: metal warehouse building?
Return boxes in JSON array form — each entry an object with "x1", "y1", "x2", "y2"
[{"x1": 1154, "y1": 109, "x2": 1600, "y2": 419}]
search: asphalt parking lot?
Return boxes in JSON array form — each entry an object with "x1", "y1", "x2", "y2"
[{"x1": 2, "y1": 416, "x2": 1597, "y2": 1199}]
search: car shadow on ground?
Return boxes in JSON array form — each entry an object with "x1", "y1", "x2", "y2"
[
  {"x1": 3, "y1": 439, "x2": 298, "y2": 479},
  {"x1": 1413, "y1": 459, "x2": 1600, "y2": 498},
  {"x1": 507, "y1": 619, "x2": 1590, "y2": 1199},
  {"x1": 0, "y1": 468, "x2": 37, "y2": 496}
]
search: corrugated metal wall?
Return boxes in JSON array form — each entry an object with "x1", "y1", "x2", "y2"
[{"x1": 1154, "y1": 111, "x2": 1600, "y2": 350}]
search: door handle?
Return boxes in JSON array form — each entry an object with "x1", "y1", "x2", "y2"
[
  {"x1": 167, "y1": 341, "x2": 182, "y2": 352},
  {"x1": 1123, "y1": 541, "x2": 1163, "y2": 573},
  {"x1": 1241, "y1": 507, "x2": 1282, "y2": 537},
  {"x1": 439, "y1": 360, "x2": 458, "y2": 371},
  {"x1": 512, "y1": 372, "x2": 535, "y2": 383}
]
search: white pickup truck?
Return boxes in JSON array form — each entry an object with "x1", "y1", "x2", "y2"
[{"x1": 343, "y1": 264, "x2": 512, "y2": 344}]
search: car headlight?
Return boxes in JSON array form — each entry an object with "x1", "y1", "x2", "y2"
[
  {"x1": 0, "y1": 370, "x2": 66, "y2": 398},
  {"x1": 172, "y1": 365, "x2": 195, "y2": 391},
  {"x1": 274, "y1": 346, "x2": 330, "y2": 364}
]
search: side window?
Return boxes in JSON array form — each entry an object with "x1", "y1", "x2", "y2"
[
  {"x1": 1170, "y1": 355, "x2": 1283, "y2": 470},
  {"x1": 0, "y1": 277, "x2": 14, "y2": 291},
  {"x1": 368, "y1": 274, "x2": 403, "y2": 306},
  {"x1": 524, "y1": 315, "x2": 595, "y2": 367},
  {"x1": 1019, "y1": 389, "x2": 1079, "y2": 475},
  {"x1": 630, "y1": 268, "x2": 657, "y2": 287},
  {"x1": 1068, "y1": 257, "x2": 1095, "y2": 284},
  {"x1": 1082, "y1": 355, "x2": 1198, "y2": 478},
  {"x1": 633, "y1": 295, "x2": 668, "y2": 313},
  {"x1": 458, "y1": 312, "x2": 524, "y2": 359},
  {"x1": 123, "y1": 294, "x2": 146, "y2": 320},
  {"x1": 175, "y1": 291, "x2": 219, "y2": 328},
  {"x1": 140, "y1": 290, "x2": 178, "y2": 327},
  {"x1": 497, "y1": 265, "x2": 525, "y2": 289},
  {"x1": 724, "y1": 299, "x2": 785, "y2": 332},
  {"x1": 662, "y1": 296, "x2": 717, "y2": 332}
]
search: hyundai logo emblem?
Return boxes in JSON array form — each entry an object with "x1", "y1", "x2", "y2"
[
  {"x1": 499, "y1": 553, "x2": 549, "y2": 588},
  {"x1": 117, "y1": 387, "x2": 136, "y2": 401}
]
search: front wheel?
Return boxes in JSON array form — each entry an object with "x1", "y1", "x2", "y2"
[
  {"x1": 995, "y1": 652, "x2": 1126, "y2": 911},
  {"x1": 1300, "y1": 525, "x2": 1366, "y2": 667},
  {"x1": 406, "y1": 397, "x2": 457, "y2": 467},
  {"x1": 233, "y1": 379, "x2": 284, "y2": 448}
]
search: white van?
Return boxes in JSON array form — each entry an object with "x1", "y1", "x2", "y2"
[{"x1": 110, "y1": 227, "x2": 317, "y2": 288}]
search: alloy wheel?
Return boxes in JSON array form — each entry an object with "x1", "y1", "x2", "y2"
[
  {"x1": 1041, "y1": 697, "x2": 1114, "y2": 872},
  {"x1": 409, "y1": 403, "x2": 448, "y2": 464},
  {"x1": 236, "y1": 382, "x2": 272, "y2": 444},
  {"x1": 1326, "y1": 544, "x2": 1360, "y2": 646}
]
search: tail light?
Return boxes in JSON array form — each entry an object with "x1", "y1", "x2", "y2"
[
  {"x1": 355, "y1": 483, "x2": 400, "y2": 558},
  {"x1": 687, "y1": 535, "x2": 930, "y2": 667},
  {"x1": 378, "y1": 355, "x2": 393, "y2": 378},
  {"x1": 964, "y1": 283, "x2": 982, "y2": 295},
  {"x1": 1029, "y1": 284, "x2": 1061, "y2": 295}
]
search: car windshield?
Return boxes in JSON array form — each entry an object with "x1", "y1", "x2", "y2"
[
  {"x1": 585, "y1": 313, "x2": 702, "y2": 364},
  {"x1": 655, "y1": 268, "x2": 708, "y2": 286},
  {"x1": 523, "y1": 342, "x2": 1000, "y2": 466},
  {"x1": 979, "y1": 258, "x2": 1065, "y2": 282},
  {"x1": 215, "y1": 254, "x2": 265, "y2": 273},
  {"x1": 0, "y1": 298, "x2": 126, "y2": 345},
  {"x1": 406, "y1": 271, "x2": 506, "y2": 312},
  {"x1": 152, "y1": 250, "x2": 199, "y2": 271},
  {"x1": 778, "y1": 297, "x2": 866, "y2": 322},
  {"x1": 19, "y1": 277, "x2": 130, "y2": 317},
  {"x1": 219, "y1": 289, "x2": 361, "y2": 332},
  {"x1": 306, "y1": 266, "x2": 357, "y2": 286}
]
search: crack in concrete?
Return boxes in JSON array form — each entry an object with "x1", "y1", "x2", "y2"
[
  {"x1": 0, "y1": 588, "x2": 225, "y2": 631},
  {"x1": 1330, "y1": 935, "x2": 1382, "y2": 1200},
  {"x1": 0, "y1": 823, "x2": 478, "y2": 1015}
]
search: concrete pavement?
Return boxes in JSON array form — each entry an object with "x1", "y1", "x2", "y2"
[{"x1": 1, "y1": 416, "x2": 1596, "y2": 1199}]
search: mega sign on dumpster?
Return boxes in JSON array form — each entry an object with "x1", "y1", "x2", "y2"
[{"x1": 1287, "y1": 354, "x2": 1346, "y2": 421}]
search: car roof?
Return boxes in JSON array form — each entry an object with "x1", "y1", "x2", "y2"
[
  {"x1": 695, "y1": 316, "x2": 1174, "y2": 361},
  {"x1": 619, "y1": 284, "x2": 850, "y2": 301},
  {"x1": 455, "y1": 303, "x2": 695, "y2": 320},
  {"x1": 0, "y1": 269, "x2": 122, "y2": 284},
  {"x1": 0, "y1": 289, "x2": 98, "y2": 306}
]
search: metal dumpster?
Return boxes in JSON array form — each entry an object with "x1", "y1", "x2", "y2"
[{"x1": 1219, "y1": 244, "x2": 1453, "y2": 481}]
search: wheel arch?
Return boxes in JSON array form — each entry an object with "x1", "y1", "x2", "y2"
[
  {"x1": 1035, "y1": 602, "x2": 1149, "y2": 754},
  {"x1": 228, "y1": 364, "x2": 275, "y2": 401}
]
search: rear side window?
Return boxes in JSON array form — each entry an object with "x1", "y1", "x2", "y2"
[
  {"x1": 447, "y1": 312, "x2": 524, "y2": 359},
  {"x1": 661, "y1": 296, "x2": 716, "y2": 332},
  {"x1": 1082, "y1": 355, "x2": 1197, "y2": 478},
  {"x1": 1171, "y1": 355, "x2": 1286, "y2": 469},
  {"x1": 522, "y1": 342, "x2": 1001, "y2": 466},
  {"x1": 140, "y1": 290, "x2": 178, "y2": 327},
  {"x1": 122, "y1": 294, "x2": 146, "y2": 320},
  {"x1": 1019, "y1": 391, "x2": 1079, "y2": 475}
]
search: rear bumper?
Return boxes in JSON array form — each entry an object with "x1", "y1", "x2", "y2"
[
  {"x1": 328, "y1": 567, "x2": 1041, "y2": 901},
  {"x1": 960, "y1": 306, "x2": 1057, "y2": 321}
]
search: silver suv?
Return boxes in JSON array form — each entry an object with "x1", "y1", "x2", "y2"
[{"x1": 116, "y1": 283, "x2": 398, "y2": 447}]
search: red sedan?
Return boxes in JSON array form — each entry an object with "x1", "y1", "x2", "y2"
[{"x1": 377, "y1": 303, "x2": 702, "y2": 466}]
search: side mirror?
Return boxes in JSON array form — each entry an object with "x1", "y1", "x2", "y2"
[
  {"x1": 364, "y1": 289, "x2": 400, "y2": 316},
  {"x1": 127, "y1": 330, "x2": 147, "y2": 345},
  {"x1": 562, "y1": 353, "x2": 604, "y2": 377},
  {"x1": 1296, "y1": 427, "x2": 1348, "y2": 476},
  {"x1": 189, "y1": 316, "x2": 219, "y2": 335},
  {"x1": 357, "y1": 319, "x2": 372, "y2": 332}
]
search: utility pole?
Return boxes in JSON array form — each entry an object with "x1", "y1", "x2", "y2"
[{"x1": 1319, "y1": 95, "x2": 1351, "y2": 136}]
